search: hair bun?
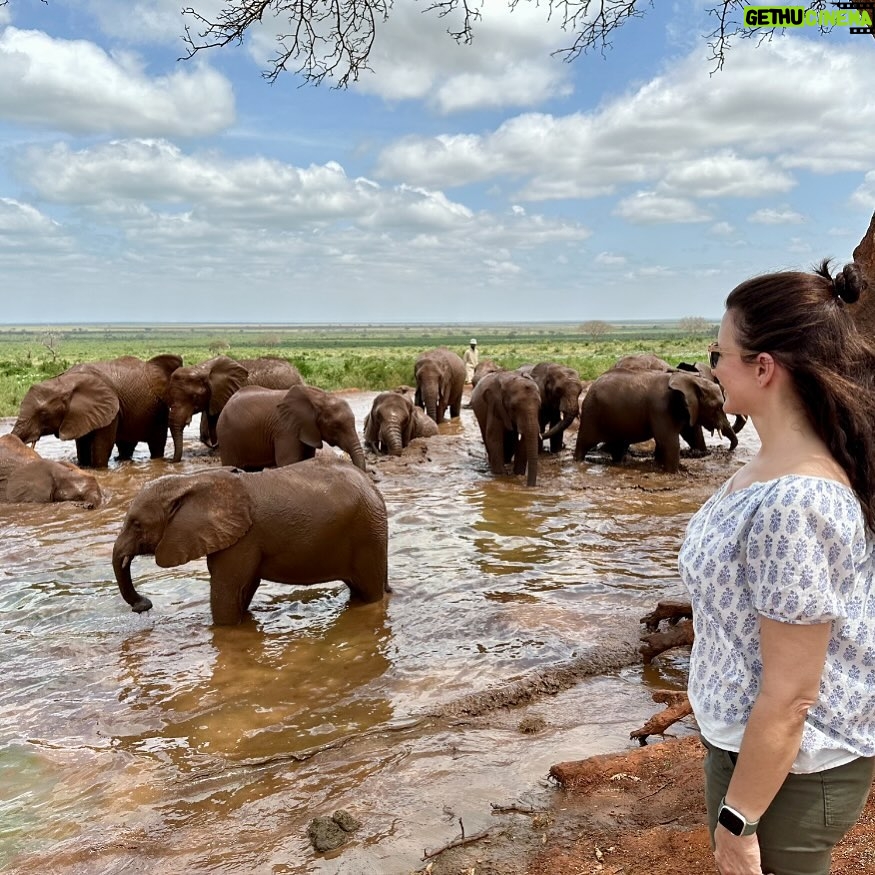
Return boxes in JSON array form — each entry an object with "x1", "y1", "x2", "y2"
[{"x1": 833, "y1": 262, "x2": 866, "y2": 305}]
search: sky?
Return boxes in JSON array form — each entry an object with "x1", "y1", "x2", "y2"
[{"x1": 0, "y1": 1, "x2": 873, "y2": 325}]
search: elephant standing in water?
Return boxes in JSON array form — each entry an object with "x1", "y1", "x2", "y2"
[
  {"x1": 363, "y1": 391, "x2": 438, "y2": 455},
  {"x1": 193, "y1": 356, "x2": 305, "y2": 456},
  {"x1": 414, "y1": 347, "x2": 466, "y2": 423},
  {"x1": 12, "y1": 354, "x2": 182, "y2": 468},
  {"x1": 525, "y1": 362, "x2": 583, "y2": 453},
  {"x1": 112, "y1": 457, "x2": 389, "y2": 625},
  {"x1": 471, "y1": 370, "x2": 541, "y2": 487},
  {"x1": 0, "y1": 434, "x2": 102, "y2": 506},
  {"x1": 613, "y1": 354, "x2": 744, "y2": 450},
  {"x1": 217, "y1": 384, "x2": 366, "y2": 470},
  {"x1": 573, "y1": 367, "x2": 734, "y2": 473}
]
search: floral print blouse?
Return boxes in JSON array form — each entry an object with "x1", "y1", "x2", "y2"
[{"x1": 679, "y1": 475, "x2": 875, "y2": 772}]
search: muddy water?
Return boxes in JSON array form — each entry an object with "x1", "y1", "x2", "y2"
[{"x1": 0, "y1": 392, "x2": 760, "y2": 874}]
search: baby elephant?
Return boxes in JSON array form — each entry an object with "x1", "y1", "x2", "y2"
[
  {"x1": 112, "y1": 457, "x2": 389, "y2": 625},
  {"x1": 363, "y1": 391, "x2": 438, "y2": 455},
  {"x1": 0, "y1": 434, "x2": 102, "y2": 507}
]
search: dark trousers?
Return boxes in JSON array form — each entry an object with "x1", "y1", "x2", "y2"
[{"x1": 702, "y1": 736, "x2": 874, "y2": 875}]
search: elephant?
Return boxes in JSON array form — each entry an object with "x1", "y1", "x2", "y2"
[
  {"x1": 674, "y1": 360, "x2": 747, "y2": 439},
  {"x1": 0, "y1": 434, "x2": 102, "y2": 507},
  {"x1": 414, "y1": 347, "x2": 466, "y2": 423},
  {"x1": 611, "y1": 354, "x2": 743, "y2": 450},
  {"x1": 217, "y1": 384, "x2": 366, "y2": 471},
  {"x1": 363, "y1": 391, "x2": 439, "y2": 455},
  {"x1": 196, "y1": 356, "x2": 305, "y2": 451},
  {"x1": 472, "y1": 359, "x2": 501, "y2": 386},
  {"x1": 470, "y1": 370, "x2": 541, "y2": 487},
  {"x1": 166, "y1": 356, "x2": 249, "y2": 462},
  {"x1": 112, "y1": 457, "x2": 389, "y2": 625},
  {"x1": 524, "y1": 362, "x2": 584, "y2": 453},
  {"x1": 573, "y1": 368, "x2": 735, "y2": 473},
  {"x1": 12, "y1": 354, "x2": 183, "y2": 468}
]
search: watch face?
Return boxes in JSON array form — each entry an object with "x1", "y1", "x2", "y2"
[{"x1": 718, "y1": 805, "x2": 745, "y2": 836}]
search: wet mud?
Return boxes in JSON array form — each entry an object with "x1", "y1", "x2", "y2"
[{"x1": 0, "y1": 389, "x2": 759, "y2": 874}]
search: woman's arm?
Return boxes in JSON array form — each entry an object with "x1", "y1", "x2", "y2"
[{"x1": 714, "y1": 615, "x2": 832, "y2": 874}]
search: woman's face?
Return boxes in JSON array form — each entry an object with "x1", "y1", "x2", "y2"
[{"x1": 713, "y1": 310, "x2": 757, "y2": 417}]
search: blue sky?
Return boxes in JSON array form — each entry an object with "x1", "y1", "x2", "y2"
[{"x1": 0, "y1": 1, "x2": 873, "y2": 324}]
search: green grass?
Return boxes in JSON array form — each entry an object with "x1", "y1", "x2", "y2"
[{"x1": 0, "y1": 323, "x2": 718, "y2": 417}]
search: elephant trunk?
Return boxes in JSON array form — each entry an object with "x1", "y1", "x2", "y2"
[
  {"x1": 112, "y1": 542, "x2": 153, "y2": 614},
  {"x1": 83, "y1": 485, "x2": 103, "y2": 509},
  {"x1": 716, "y1": 411, "x2": 738, "y2": 451},
  {"x1": 346, "y1": 441, "x2": 367, "y2": 471},
  {"x1": 732, "y1": 414, "x2": 747, "y2": 434},
  {"x1": 525, "y1": 426, "x2": 539, "y2": 487},
  {"x1": 168, "y1": 405, "x2": 196, "y2": 463},
  {"x1": 11, "y1": 419, "x2": 40, "y2": 447},
  {"x1": 383, "y1": 422, "x2": 404, "y2": 456},
  {"x1": 541, "y1": 411, "x2": 577, "y2": 440}
]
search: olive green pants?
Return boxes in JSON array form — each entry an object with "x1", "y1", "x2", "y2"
[{"x1": 702, "y1": 736, "x2": 874, "y2": 875}]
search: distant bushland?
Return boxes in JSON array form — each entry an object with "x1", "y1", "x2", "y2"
[{"x1": 0, "y1": 323, "x2": 717, "y2": 418}]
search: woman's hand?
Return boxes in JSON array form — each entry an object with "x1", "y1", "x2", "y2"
[{"x1": 714, "y1": 828, "x2": 772, "y2": 875}]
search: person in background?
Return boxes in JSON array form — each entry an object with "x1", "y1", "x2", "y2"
[
  {"x1": 678, "y1": 259, "x2": 875, "y2": 875},
  {"x1": 463, "y1": 338, "x2": 479, "y2": 384}
]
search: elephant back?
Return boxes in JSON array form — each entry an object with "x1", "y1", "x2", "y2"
[{"x1": 238, "y1": 357, "x2": 304, "y2": 390}]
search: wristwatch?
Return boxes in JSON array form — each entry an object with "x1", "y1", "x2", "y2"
[{"x1": 717, "y1": 797, "x2": 760, "y2": 836}]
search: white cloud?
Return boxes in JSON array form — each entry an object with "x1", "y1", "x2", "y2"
[
  {"x1": 85, "y1": 0, "x2": 227, "y2": 43},
  {"x1": 747, "y1": 207, "x2": 805, "y2": 225},
  {"x1": 852, "y1": 171, "x2": 875, "y2": 209},
  {"x1": 709, "y1": 221, "x2": 735, "y2": 236},
  {"x1": 595, "y1": 252, "x2": 627, "y2": 266},
  {"x1": 245, "y1": 3, "x2": 574, "y2": 113},
  {"x1": 613, "y1": 191, "x2": 711, "y2": 224},
  {"x1": 0, "y1": 27, "x2": 234, "y2": 136},
  {"x1": 374, "y1": 37, "x2": 875, "y2": 204}
]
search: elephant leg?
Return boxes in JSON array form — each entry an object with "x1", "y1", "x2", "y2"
[
  {"x1": 75, "y1": 434, "x2": 95, "y2": 468},
  {"x1": 115, "y1": 440, "x2": 137, "y2": 461},
  {"x1": 512, "y1": 436, "x2": 528, "y2": 476},
  {"x1": 484, "y1": 419, "x2": 508, "y2": 475},
  {"x1": 573, "y1": 426, "x2": 598, "y2": 462},
  {"x1": 90, "y1": 423, "x2": 118, "y2": 468},
  {"x1": 680, "y1": 424, "x2": 708, "y2": 454},
  {"x1": 502, "y1": 429, "x2": 517, "y2": 465},
  {"x1": 654, "y1": 433, "x2": 681, "y2": 473},
  {"x1": 346, "y1": 540, "x2": 389, "y2": 603},
  {"x1": 207, "y1": 551, "x2": 260, "y2": 625},
  {"x1": 436, "y1": 401, "x2": 447, "y2": 422},
  {"x1": 147, "y1": 431, "x2": 168, "y2": 460}
]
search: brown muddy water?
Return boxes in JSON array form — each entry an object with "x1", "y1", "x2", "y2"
[{"x1": 0, "y1": 390, "x2": 760, "y2": 874}]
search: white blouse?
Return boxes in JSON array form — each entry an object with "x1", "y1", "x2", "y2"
[{"x1": 679, "y1": 475, "x2": 875, "y2": 773}]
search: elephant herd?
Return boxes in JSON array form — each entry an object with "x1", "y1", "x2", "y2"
[{"x1": 1, "y1": 344, "x2": 741, "y2": 626}]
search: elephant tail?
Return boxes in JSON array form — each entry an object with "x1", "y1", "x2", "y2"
[{"x1": 113, "y1": 548, "x2": 153, "y2": 614}]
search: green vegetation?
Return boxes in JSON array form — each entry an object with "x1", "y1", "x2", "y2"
[{"x1": 0, "y1": 322, "x2": 718, "y2": 418}]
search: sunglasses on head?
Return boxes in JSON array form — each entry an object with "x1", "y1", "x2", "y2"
[{"x1": 707, "y1": 342, "x2": 756, "y2": 369}]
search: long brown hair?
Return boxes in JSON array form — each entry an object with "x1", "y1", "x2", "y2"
[{"x1": 726, "y1": 259, "x2": 875, "y2": 529}]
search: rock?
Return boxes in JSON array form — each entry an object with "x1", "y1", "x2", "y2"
[
  {"x1": 332, "y1": 809, "x2": 361, "y2": 832},
  {"x1": 307, "y1": 816, "x2": 348, "y2": 852}
]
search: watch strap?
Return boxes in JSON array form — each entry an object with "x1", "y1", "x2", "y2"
[{"x1": 717, "y1": 796, "x2": 760, "y2": 836}]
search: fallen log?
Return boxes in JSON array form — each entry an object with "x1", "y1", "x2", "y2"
[
  {"x1": 630, "y1": 691, "x2": 693, "y2": 745},
  {"x1": 639, "y1": 618, "x2": 694, "y2": 664},
  {"x1": 639, "y1": 599, "x2": 692, "y2": 632}
]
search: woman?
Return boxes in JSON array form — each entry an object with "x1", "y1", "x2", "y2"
[{"x1": 679, "y1": 260, "x2": 875, "y2": 875}]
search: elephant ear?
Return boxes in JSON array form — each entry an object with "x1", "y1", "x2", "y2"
[
  {"x1": 148, "y1": 354, "x2": 184, "y2": 380},
  {"x1": 155, "y1": 470, "x2": 254, "y2": 568},
  {"x1": 277, "y1": 385, "x2": 323, "y2": 448},
  {"x1": 412, "y1": 407, "x2": 439, "y2": 438},
  {"x1": 60, "y1": 372, "x2": 120, "y2": 440},
  {"x1": 668, "y1": 373, "x2": 700, "y2": 426},
  {"x1": 207, "y1": 357, "x2": 249, "y2": 416},
  {"x1": 363, "y1": 410, "x2": 378, "y2": 446},
  {"x1": 483, "y1": 375, "x2": 515, "y2": 431}
]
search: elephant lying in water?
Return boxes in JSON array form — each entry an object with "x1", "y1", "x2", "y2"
[
  {"x1": 0, "y1": 434, "x2": 102, "y2": 507},
  {"x1": 112, "y1": 457, "x2": 389, "y2": 625},
  {"x1": 363, "y1": 391, "x2": 438, "y2": 455}
]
